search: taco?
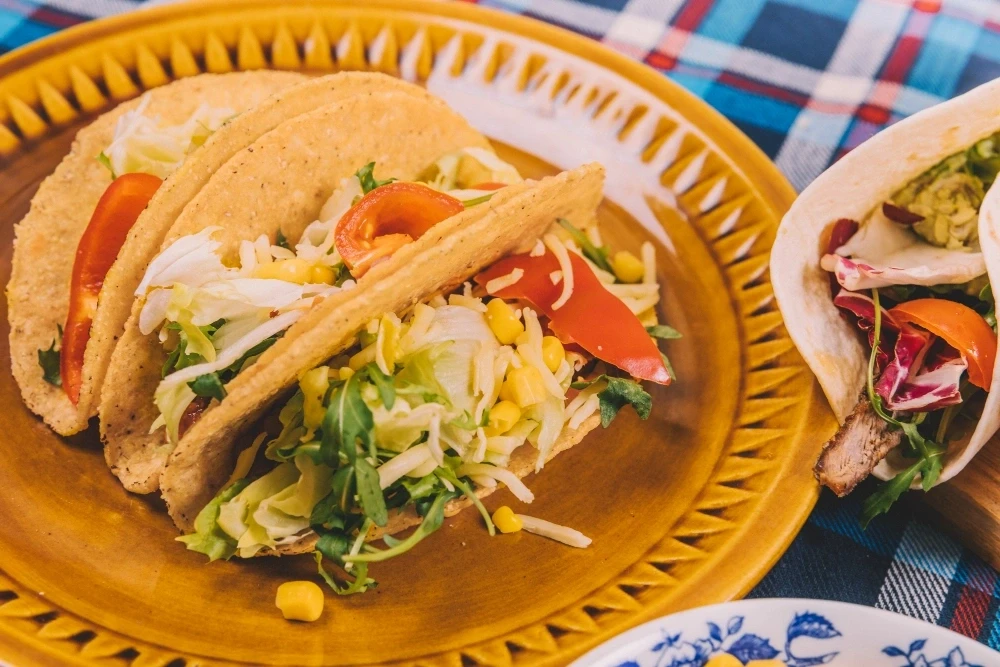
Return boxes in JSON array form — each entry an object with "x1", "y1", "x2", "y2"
[
  {"x1": 161, "y1": 164, "x2": 677, "y2": 592},
  {"x1": 100, "y1": 87, "x2": 529, "y2": 493},
  {"x1": 8, "y1": 71, "x2": 309, "y2": 436},
  {"x1": 771, "y1": 78, "x2": 1000, "y2": 523}
]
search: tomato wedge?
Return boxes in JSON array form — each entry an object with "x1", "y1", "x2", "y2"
[
  {"x1": 335, "y1": 182, "x2": 464, "y2": 277},
  {"x1": 889, "y1": 298, "x2": 997, "y2": 390},
  {"x1": 61, "y1": 173, "x2": 162, "y2": 404},
  {"x1": 476, "y1": 250, "x2": 671, "y2": 385}
]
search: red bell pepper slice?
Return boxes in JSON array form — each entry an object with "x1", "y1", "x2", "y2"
[
  {"x1": 61, "y1": 173, "x2": 162, "y2": 404},
  {"x1": 335, "y1": 182, "x2": 464, "y2": 277},
  {"x1": 476, "y1": 250, "x2": 671, "y2": 385}
]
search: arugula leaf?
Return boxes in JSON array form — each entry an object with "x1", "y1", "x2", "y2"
[
  {"x1": 571, "y1": 375, "x2": 652, "y2": 427},
  {"x1": 364, "y1": 363, "x2": 396, "y2": 409},
  {"x1": 310, "y1": 493, "x2": 346, "y2": 530},
  {"x1": 314, "y1": 551, "x2": 375, "y2": 596},
  {"x1": 436, "y1": 468, "x2": 495, "y2": 536},
  {"x1": 861, "y1": 459, "x2": 923, "y2": 528},
  {"x1": 176, "y1": 479, "x2": 249, "y2": 561},
  {"x1": 980, "y1": 283, "x2": 996, "y2": 330},
  {"x1": 462, "y1": 192, "x2": 496, "y2": 208},
  {"x1": 322, "y1": 373, "x2": 376, "y2": 464},
  {"x1": 343, "y1": 491, "x2": 456, "y2": 563},
  {"x1": 315, "y1": 531, "x2": 351, "y2": 561},
  {"x1": 354, "y1": 457, "x2": 388, "y2": 527},
  {"x1": 38, "y1": 325, "x2": 62, "y2": 387},
  {"x1": 557, "y1": 218, "x2": 613, "y2": 273},
  {"x1": 275, "y1": 229, "x2": 291, "y2": 250},
  {"x1": 400, "y1": 473, "x2": 441, "y2": 502},
  {"x1": 96, "y1": 152, "x2": 117, "y2": 179},
  {"x1": 646, "y1": 324, "x2": 682, "y2": 340},
  {"x1": 355, "y1": 162, "x2": 395, "y2": 195},
  {"x1": 188, "y1": 373, "x2": 227, "y2": 401}
]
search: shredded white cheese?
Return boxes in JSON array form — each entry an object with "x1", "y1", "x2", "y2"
[
  {"x1": 549, "y1": 270, "x2": 562, "y2": 285},
  {"x1": 544, "y1": 234, "x2": 574, "y2": 310},
  {"x1": 458, "y1": 463, "x2": 534, "y2": 503},
  {"x1": 517, "y1": 514, "x2": 592, "y2": 548},
  {"x1": 530, "y1": 239, "x2": 546, "y2": 257},
  {"x1": 485, "y1": 268, "x2": 524, "y2": 294},
  {"x1": 641, "y1": 241, "x2": 656, "y2": 285},
  {"x1": 377, "y1": 444, "x2": 432, "y2": 489},
  {"x1": 449, "y1": 293, "x2": 488, "y2": 312}
]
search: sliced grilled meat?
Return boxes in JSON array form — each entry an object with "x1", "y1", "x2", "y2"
[{"x1": 814, "y1": 394, "x2": 902, "y2": 496}]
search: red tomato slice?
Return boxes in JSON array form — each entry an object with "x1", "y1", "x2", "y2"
[
  {"x1": 61, "y1": 173, "x2": 162, "y2": 404},
  {"x1": 467, "y1": 182, "x2": 508, "y2": 191},
  {"x1": 889, "y1": 298, "x2": 997, "y2": 390},
  {"x1": 335, "y1": 182, "x2": 464, "y2": 277},
  {"x1": 476, "y1": 251, "x2": 671, "y2": 385}
]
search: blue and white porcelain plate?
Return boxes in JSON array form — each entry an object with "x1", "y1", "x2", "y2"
[{"x1": 573, "y1": 599, "x2": 1000, "y2": 667}]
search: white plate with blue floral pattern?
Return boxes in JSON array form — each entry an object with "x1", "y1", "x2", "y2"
[{"x1": 573, "y1": 598, "x2": 1000, "y2": 667}]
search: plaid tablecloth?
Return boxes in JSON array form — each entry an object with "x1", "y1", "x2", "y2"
[{"x1": 4, "y1": 0, "x2": 1000, "y2": 651}]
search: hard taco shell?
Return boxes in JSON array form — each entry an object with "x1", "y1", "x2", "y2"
[
  {"x1": 8, "y1": 71, "x2": 306, "y2": 436},
  {"x1": 160, "y1": 163, "x2": 606, "y2": 534},
  {"x1": 101, "y1": 87, "x2": 494, "y2": 493}
]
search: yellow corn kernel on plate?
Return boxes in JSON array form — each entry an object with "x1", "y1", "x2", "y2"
[{"x1": 0, "y1": 1, "x2": 835, "y2": 665}]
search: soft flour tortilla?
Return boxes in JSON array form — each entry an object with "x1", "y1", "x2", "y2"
[
  {"x1": 160, "y1": 163, "x2": 606, "y2": 533},
  {"x1": 8, "y1": 71, "x2": 306, "y2": 436},
  {"x1": 83, "y1": 73, "x2": 436, "y2": 438},
  {"x1": 101, "y1": 88, "x2": 495, "y2": 494},
  {"x1": 771, "y1": 77, "x2": 1000, "y2": 486}
]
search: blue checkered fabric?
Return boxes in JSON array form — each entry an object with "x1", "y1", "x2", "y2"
[{"x1": 5, "y1": 0, "x2": 1000, "y2": 648}]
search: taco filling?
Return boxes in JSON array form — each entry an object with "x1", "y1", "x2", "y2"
[
  {"x1": 138, "y1": 149, "x2": 523, "y2": 445},
  {"x1": 39, "y1": 94, "x2": 235, "y2": 404},
  {"x1": 818, "y1": 132, "x2": 1000, "y2": 523},
  {"x1": 178, "y1": 223, "x2": 675, "y2": 593}
]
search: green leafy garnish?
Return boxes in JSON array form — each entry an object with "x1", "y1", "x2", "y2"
[
  {"x1": 557, "y1": 218, "x2": 612, "y2": 274},
  {"x1": 354, "y1": 457, "x2": 388, "y2": 527},
  {"x1": 462, "y1": 192, "x2": 496, "y2": 208},
  {"x1": 315, "y1": 552, "x2": 375, "y2": 596},
  {"x1": 38, "y1": 324, "x2": 63, "y2": 387},
  {"x1": 275, "y1": 229, "x2": 291, "y2": 251},
  {"x1": 355, "y1": 162, "x2": 395, "y2": 195},
  {"x1": 343, "y1": 491, "x2": 456, "y2": 563},
  {"x1": 646, "y1": 325, "x2": 682, "y2": 340},
  {"x1": 860, "y1": 288, "x2": 945, "y2": 527},
  {"x1": 96, "y1": 152, "x2": 117, "y2": 179},
  {"x1": 176, "y1": 479, "x2": 249, "y2": 561},
  {"x1": 188, "y1": 373, "x2": 227, "y2": 401},
  {"x1": 980, "y1": 283, "x2": 996, "y2": 330},
  {"x1": 365, "y1": 363, "x2": 396, "y2": 409},
  {"x1": 571, "y1": 375, "x2": 652, "y2": 427}
]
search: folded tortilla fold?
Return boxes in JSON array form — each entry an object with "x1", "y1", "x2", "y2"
[
  {"x1": 771, "y1": 77, "x2": 1000, "y2": 486},
  {"x1": 8, "y1": 71, "x2": 306, "y2": 436},
  {"x1": 101, "y1": 85, "x2": 495, "y2": 493},
  {"x1": 160, "y1": 163, "x2": 606, "y2": 535}
]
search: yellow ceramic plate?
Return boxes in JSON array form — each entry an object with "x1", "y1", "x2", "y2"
[{"x1": 0, "y1": 1, "x2": 836, "y2": 665}]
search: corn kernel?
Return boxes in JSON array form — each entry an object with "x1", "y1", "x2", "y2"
[
  {"x1": 541, "y1": 336, "x2": 565, "y2": 373},
  {"x1": 337, "y1": 366, "x2": 354, "y2": 381},
  {"x1": 745, "y1": 661, "x2": 787, "y2": 667},
  {"x1": 310, "y1": 264, "x2": 336, "y2": 285},
  {"x1": 492, "y1": 505, "x2": 523, "y2": 533},
  {"x1": 254, "y1": 258, "x2": 314, "y2": 284},
  {"x1": 502, "y1": 366, "x2": 547, "y2": 408},
  {"x1": 486, "y1": 299, "x2": 524, "y2": 345},
  {"x1": 704, "y1": 655, "x2": 743, "y2": 667},
  {"x1": 299, "y1": 367, "x2": 330, "y2": 430},
  {"x1": 611, "y1": 250, "x2": 645, "y2": 284},
  {"x1": 485, "y1": 400, "x2": 521, "y2": 436},
  {"x1": 275, "y1": 581, "x2": 324, "y2": 622}
]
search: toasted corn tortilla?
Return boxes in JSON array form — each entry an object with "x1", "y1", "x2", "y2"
[
  {"x1": 8, "y1": 71, "x2": 306, "y2": 436},
  {"x1": 160, "y1": 163, "x2": 606, "y2": 532},
  {"x1": 101, "y1": 89, "x2": 494, "y2": 494},
  {"x1": 771, "y1": 77, "x2": 1000, "y2": 486},
  {"x1": 83, "y1": 73, "x2": 434, "y2": 437}
]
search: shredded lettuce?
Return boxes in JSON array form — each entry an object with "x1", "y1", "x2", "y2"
[{"x1": 177, "y1": 479, "x2": 249, "y2": 561}]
